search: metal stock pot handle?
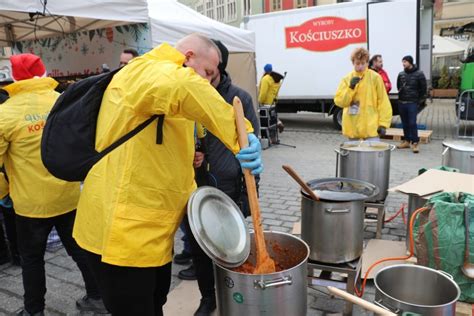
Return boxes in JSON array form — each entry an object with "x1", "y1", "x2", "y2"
[
  {"x1": 442, "y1": 147, "x2": 450, "y2": 156},
  {"x1": 389, "y1": 144, "x2": 396, "y2": 151},
  {"x1": 325, "y1": 208, "x2": 350, "y2": 213},
  {"x1": 374, "y1": 299, "x2": 401, "y2": 314},
  {"x1": 254, "y1": 276, "x2": 292, "y2": 290}
]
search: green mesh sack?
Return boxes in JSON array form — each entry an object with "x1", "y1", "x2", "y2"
[{"x1": 413, "y1": 192, "x2": 474, "y2": 302}]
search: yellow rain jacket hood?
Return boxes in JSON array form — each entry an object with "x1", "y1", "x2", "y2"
[
  {"x1": 334, "y1": 69, "x2": 392, "y2": 139},
  {"x1": 73, "y1": 43, "x2": 253, "y2": 267},
  {"x1": 0, "y1": 77, "x2": 80, "y2": 217},
  {"x1": 258, "y1": 74, "x2": 281, "y2": 105}
]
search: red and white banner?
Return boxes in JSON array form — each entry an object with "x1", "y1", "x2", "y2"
[{"x1": 285, "y1": 16, "x2": 367, "y2": 52}]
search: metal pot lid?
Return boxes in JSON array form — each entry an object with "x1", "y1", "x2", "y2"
[
  {"x1": 442, "y1": 139, "x2": 474, "y2": 152},
  {"x1": 304, "y1": 177, "x2": 379, "y2": 202},
  {"x1": 187, "y1": 186, "x2": 250, "y2": 268},
  {"x1": 341, "y1": 141, "x2": 391, "y2": 152}
]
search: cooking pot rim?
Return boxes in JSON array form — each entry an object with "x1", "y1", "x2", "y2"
[
  {"x1": 374, "y1": 264, "x2": 461, "y2": 308},
  {"x1": 301, "y1": 177, "x2": 379, "y2": 202},
  {"x1": 215, "y1": 231, "x2": 310, "y2": 276},
  {"x1": 340, "y1": 140, "x2": 392, "y2": 151}
]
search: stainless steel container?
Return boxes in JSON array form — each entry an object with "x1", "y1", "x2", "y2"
[
  {"x1": 215, "y1": 231, "x2": 309, "y2": 316},
  {"x1": 374, "y1": 264, "x2": 460, "y2": 315},
  {"x1": 405, "y1": 194, "x2": 428, "y2": 250},
  {"x1": 442, "y1": 139, "x2": 474, "y2": 174},
  {"x1": 301, "y1": 178, "x2": 378, "y2": 263},
  {"x1": 336, "y1": 141, "x2": 395, "y2": 202}
]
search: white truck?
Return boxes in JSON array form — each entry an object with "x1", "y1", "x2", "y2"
[{"x1": 243, "y1": 0, "x2": 433, "y2": 129}]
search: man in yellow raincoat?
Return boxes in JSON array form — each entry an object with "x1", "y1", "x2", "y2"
[
  {"x1": 73, "y1": 34, "x2": 262, "y2": 316},
  {"x1": 334, "y1": 48, "x2": 392, "y2": 140},
  {"x1": 0, "y1": 54, "x2": 104, "y2": 316}
]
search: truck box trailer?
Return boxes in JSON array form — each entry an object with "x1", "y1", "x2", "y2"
[{"x1": 243, "y1": 0, "x2": 433, "y2": 129}]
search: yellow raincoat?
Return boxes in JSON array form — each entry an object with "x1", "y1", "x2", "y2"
[
  {"x1": 334, "y1": 69, "x2": 392, "y2": 139},
  {"x1": 0, "y1": 78, "x2": 80, "y2": 217},
  {"x1": 258, "y1": 74, "x2": 281, "y2": 105},
  {"x1": 73, "y1": 43, "x2": 253, "y2": 267}
]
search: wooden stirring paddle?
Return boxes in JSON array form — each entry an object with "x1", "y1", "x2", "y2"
[{"x1": 233, "y1": 96, "x2": 276, "y2": 274}]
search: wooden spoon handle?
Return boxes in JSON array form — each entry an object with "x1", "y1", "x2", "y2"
[
  {"x1": 327, "y1": 287, "x2": 396, "y2": 315},
  {"x1": 282, "y1": 165, "x2": 319, "y2": 201},
  {"x1": 233, "y1": 97, "x2": 269, "y2": 261}
]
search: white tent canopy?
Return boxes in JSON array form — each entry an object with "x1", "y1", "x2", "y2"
[
  {"x1": 147, "y1": 0, "x2": 254, "y2": 53},
  {"x1": 0, "y1": 0, "x2": 148, "y2": 45},
  {"x1": 433, "y1": 35, "x2": 469, "y2": 58}
]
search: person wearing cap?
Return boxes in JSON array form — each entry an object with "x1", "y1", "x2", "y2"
[
  {"x1": 258, "y1": 63, "x2": 285, "y2": 133},
  {"x1": 0, "y1": 54, "x2": 105, "y2": 316},
  {"x1": 396, "y1": 55, "x2": 427, "y2": 153},
  {"x1": 334, "y1": 47, "x2": 392, "y2": 140},
  {"x1": 72, "y1": 34, "x2": 262, "y2": 316},
  {"x1": 176, "y1": 39, "x2": 260, "y2": 316}
]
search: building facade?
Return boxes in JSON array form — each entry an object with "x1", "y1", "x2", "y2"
[{"x1": 179, "y1": 0, "x2": 263, "y2": 27}]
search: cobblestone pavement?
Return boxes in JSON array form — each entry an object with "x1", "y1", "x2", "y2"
[{"x1": 0, "y1": 99, "x2": 458, "y2": 315}]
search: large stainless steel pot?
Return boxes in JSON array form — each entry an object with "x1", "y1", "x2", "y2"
[
  {"x1": 405, "y1": 194, "x2": 428, "y2": 250},
  {"x1": 374, "y1": 264, "x2": 460, "y2": 315},
  {"x1": 442, "y1": 139, "x2": 474, "y2": 174},
  {"x1": 215, "y1": 231, "x2": 309, "y2": 316},
  {"x1": 336, "y1": 141, "x2": 395, "y2": 202},
  {"x1": 301, "y1": 178, "x2": 378, "y2": 263}
]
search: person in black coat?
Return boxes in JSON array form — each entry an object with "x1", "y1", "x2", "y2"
[
  {"x1": 178, "y1": 40, "x2": 260, "y2": 316},
  {"x1": 396, "y1": 55, "x2": 427, "y2": 153}
]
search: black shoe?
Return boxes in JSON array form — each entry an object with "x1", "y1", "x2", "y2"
[
  {"x1": 76, "y1": 295, "x2": 108, "y2": 314},
  {"x1": 16, "y1": 310, "x2": 45, "y2": 316},
  {"x1": 194, "y1": 296, "x2": 216, "y2": 316},
  {"x1": 178, "y1": 264, "x2": 197, "y2": 280},
  {"x1": 174, "y1": 250, "x2": 192, "y2": 265}
]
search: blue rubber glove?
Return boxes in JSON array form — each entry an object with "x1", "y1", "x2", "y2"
[
  {"x1": 0, "y1": 195, "x2": 13, "y2": 208},
  {"x1": 236, "y1": 133, "x2": 263, "y2": 175}
]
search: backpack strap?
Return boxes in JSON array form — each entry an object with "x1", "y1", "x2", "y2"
[
  {"x1": 100, "y1": 115, "x2": 161, "y2": 157},
  {"x1": 156, "y1": 114, "x2": 165, "y2": 144}
]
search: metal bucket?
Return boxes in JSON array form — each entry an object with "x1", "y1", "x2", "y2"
[
  {"x1": 214, "y1": 231, "x2": 309, "y2": 316},
  {"x1": 442, "y1": 139, "x2": 474, "y2": 174},
  {"x1": 336, "y1": 141, "x2": 395, "y2": 202},
  {"x1": 374, "y1": 264, "x2": 460, "y2": 315}
]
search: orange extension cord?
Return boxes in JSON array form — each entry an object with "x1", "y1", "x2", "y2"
[{"x1": 354, "y1": 206, "x2": 429, "y2": 297}]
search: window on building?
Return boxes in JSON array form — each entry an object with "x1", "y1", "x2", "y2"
[
  {"x1": 295, "y1": 0, "x2": 308, "y2": 8},
  {"x1": 206, "y1": 0, "x2": 214, "y2": 19},
  {"x1": 271, "y1": 0, "x2": 282, "y2": 11},
  {"x1": 227, "y1": 0, "x2": 237, "y2": 22},
  {"x1": 216, "y1": 0, "x2": 225, "y2": 21},
  {"x1": 243, "y1": 0, "x2": 252, "y2": 16},
  {"x1": 196, "y1": 2, "x2": 204, "y2": 14}
]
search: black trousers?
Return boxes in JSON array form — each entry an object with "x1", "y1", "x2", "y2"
[
  {"x1": 85, "y1": 251, "x2": 172, "y2": 316},
  {"x1": 0, "y1": 206, "x2": 18, "y2": 259},
  {"x1": 15, "y1": 210, "x2": 100, "y2": 313}
]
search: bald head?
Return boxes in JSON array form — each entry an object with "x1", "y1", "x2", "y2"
[{"x1": 176, "y1": 34, "x2": 221, "y2": 82}]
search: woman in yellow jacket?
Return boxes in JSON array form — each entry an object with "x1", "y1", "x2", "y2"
[
  {"x1": 334, "y1": 48, "x2": 392, "y2": 140},
  {"x1": 73, "y1": 34, "x2": 261, "y2": 316},
  {"x1": 0, "y1": 54, "x2": 104, "y2": 316}
]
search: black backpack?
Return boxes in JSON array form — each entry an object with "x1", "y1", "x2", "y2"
[{"x1": 41, "y1": 68, "x2": 164, "y2": 182}]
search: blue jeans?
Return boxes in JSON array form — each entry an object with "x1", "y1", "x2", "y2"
[{"x1": 398, "y1": 102, "x2": 419, "y2": 143}]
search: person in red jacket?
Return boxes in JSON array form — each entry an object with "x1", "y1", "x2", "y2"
[{"x1": 369, "y1": 54, "x2": 392, "y2": 93}]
